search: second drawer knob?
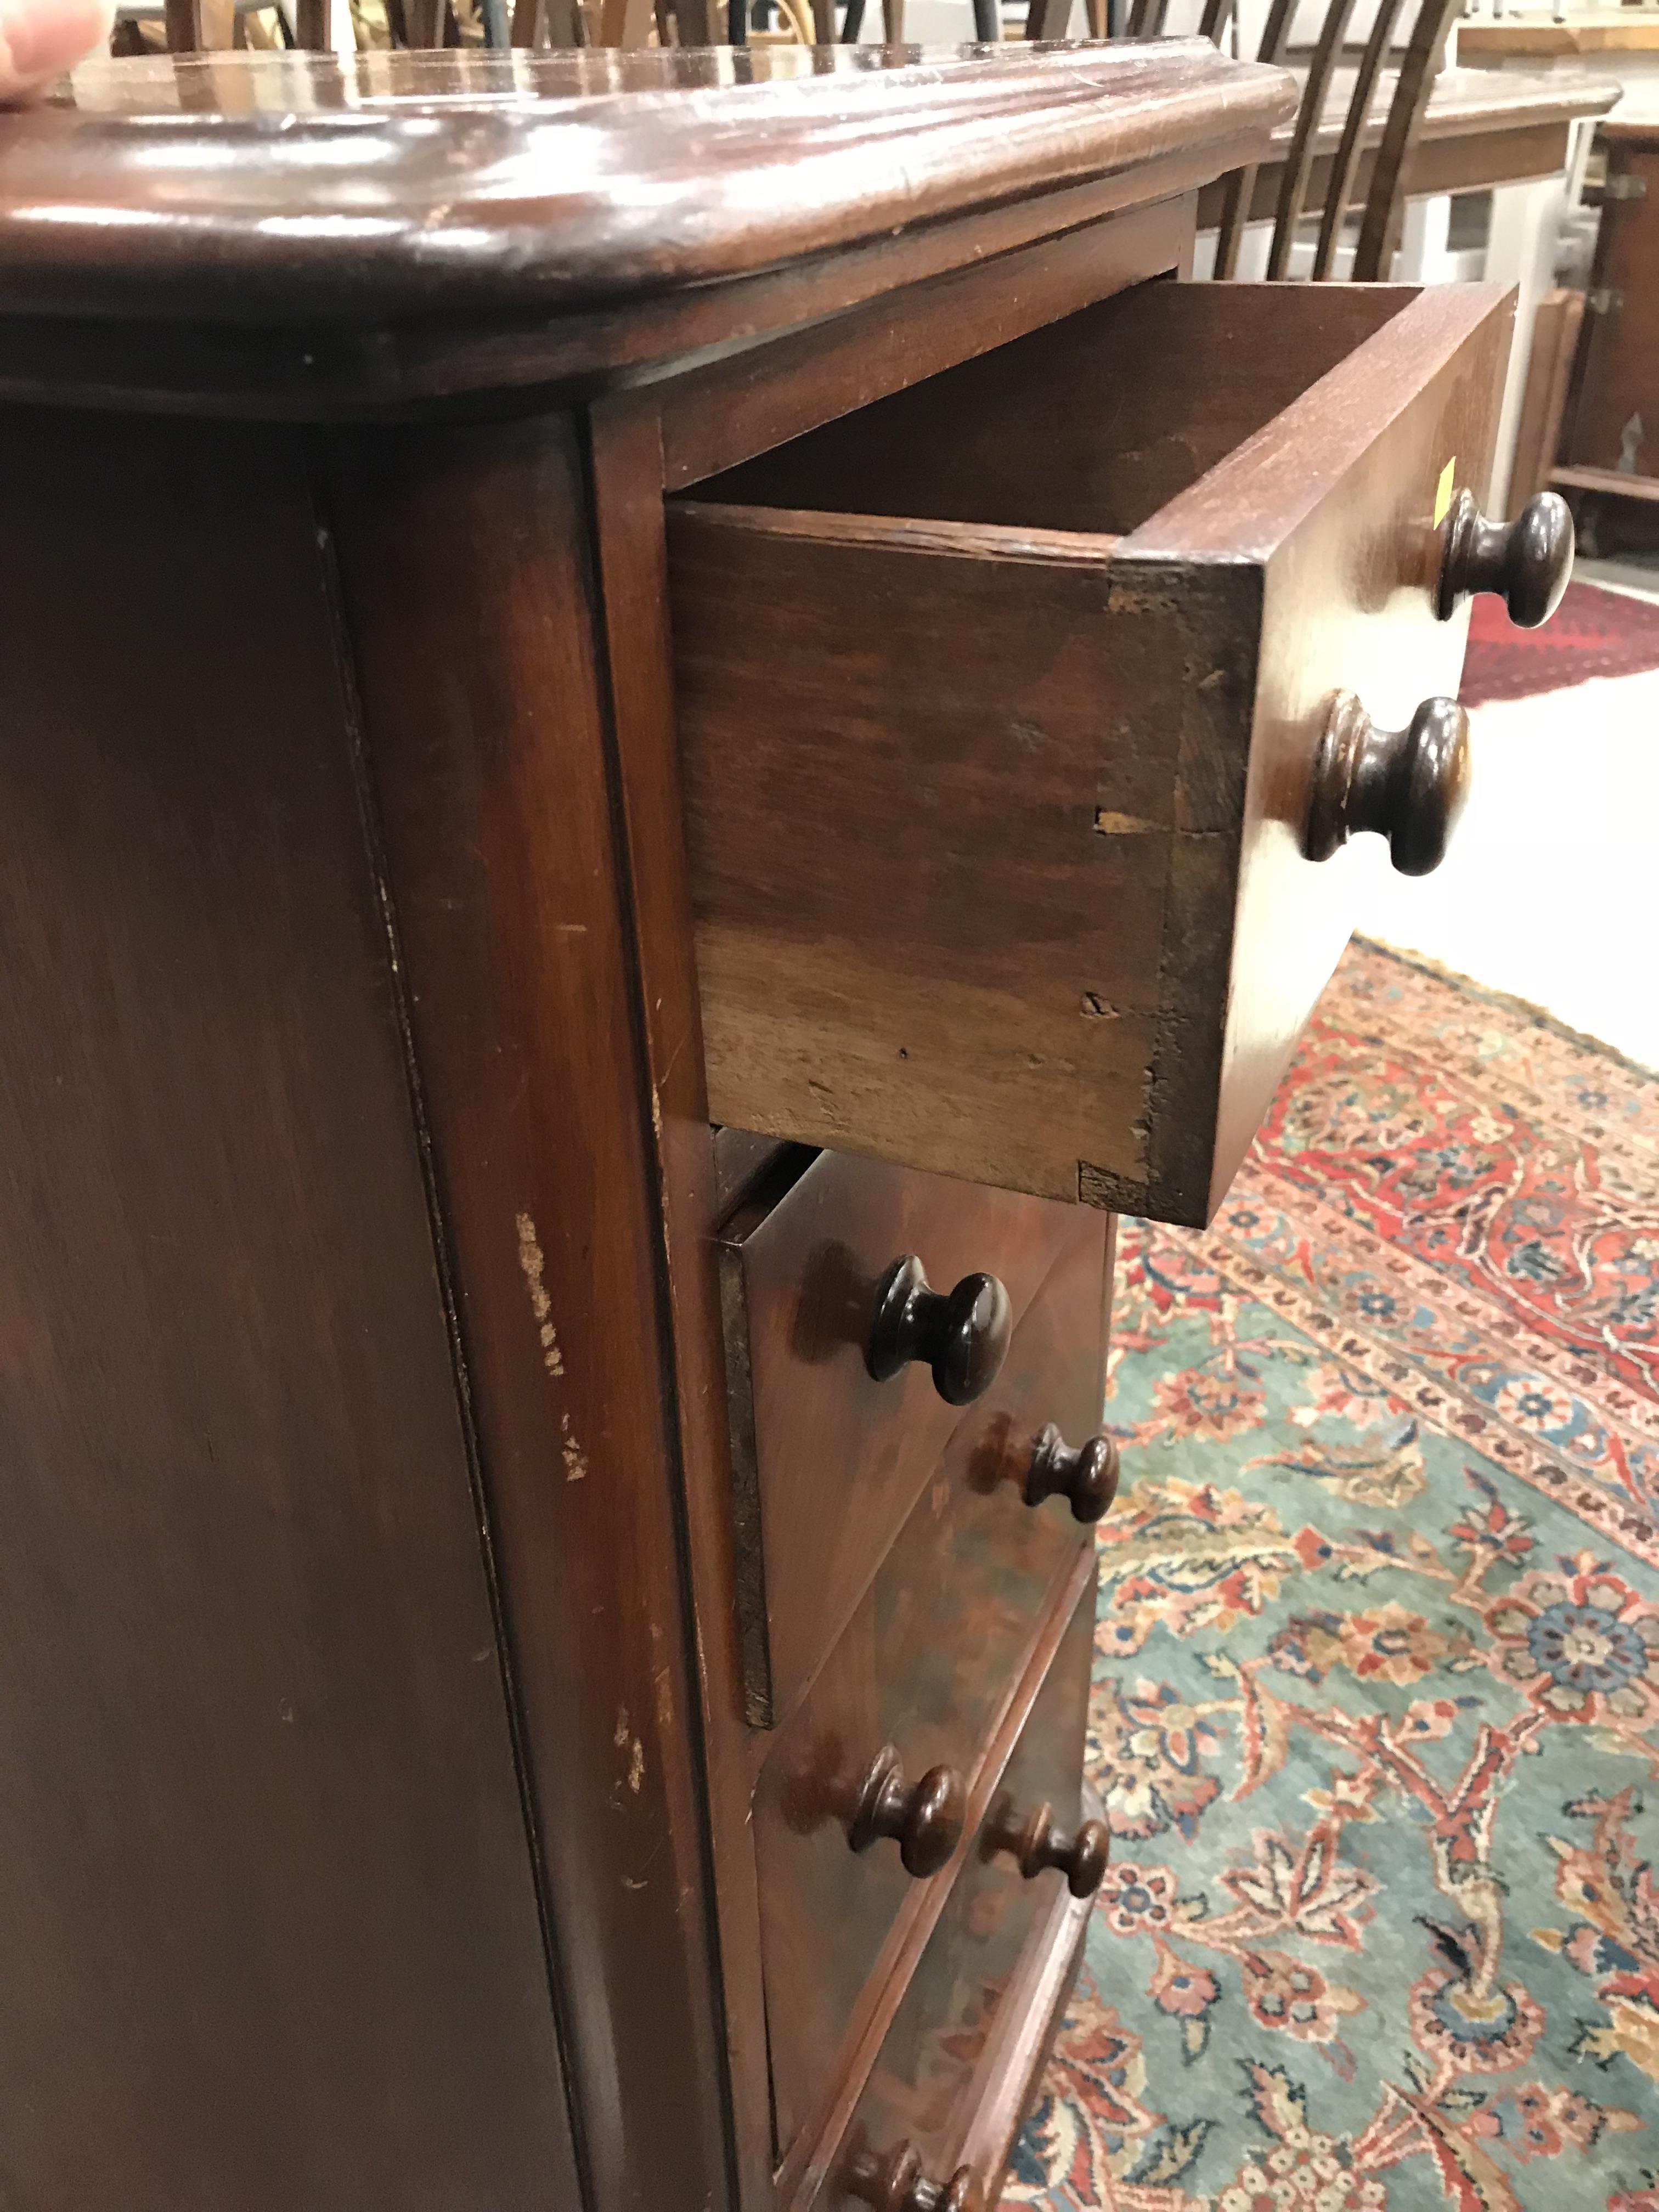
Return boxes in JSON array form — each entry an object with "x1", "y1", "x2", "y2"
[
  {"x1": 848, "y1": 1745, "x2": 966, "y2": 1878},
  {"x1": 989, "y1": 1799, "x2": 1110, "y2": 1899},
  {"x1": 1303, "y1": 691, "x2": 1470, "y2": 878},
  {"x1": 1024, "y1": 1423, "x2": 1121, "y2": 1523},
  {"x1": 866, "y1": 1255, "x2": 1012, "y2": 1406}
]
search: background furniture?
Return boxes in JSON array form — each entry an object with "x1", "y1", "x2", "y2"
[
  {"x1": 1081, "y1": 0, "x2": 1612, "y2": 517},
  {"x1": 1204, "y1": 55, "x2": 1613, "y2": 244},
  {"x1": 1506, "y1": 280, "x2": 1585, "y2": 503},
  {"x1": 1460, "y1": 7, "x2": 1659, "y2": 122},
  {"x1": 0, "y1": 35, "x2": 1551, "y2": 2212},
  {"x1": 1124, "y1": 0, "x2": 1470, "y2": 278},
  {"x1": 1549, "y1": 117, "x2": 1659, "y2": 547},
  {"x1": 1450, "y1": 7, "x2": 1655, "y2": 518},
  {"x1": 1188, "y1": 54, "x2": 1614, "y2": 506}
]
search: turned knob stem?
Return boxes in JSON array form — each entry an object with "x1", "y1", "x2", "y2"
[
  {"x1": 1303, "y1": 690, "x2": 1470, "y2": 877},
  {"x1": 848, "y1": 1745, "x2": 966, "y2": 1878},
  {"x1": 988, "y1": 1799, "x2": 1110, "y2": 1900},
  {"x1": 1023, "y1": 1423, "x2": 1120, "y2": 1524},
  {"x1": 866, "y1": 1255, "x2": 1012, "y2": 1406},
  {"x1": 843, "y1": 2143, "x2": 982, "y2": 2212},
  {"x1": 1437, "y1": 488, "x2": 1573, "y2": 628}
]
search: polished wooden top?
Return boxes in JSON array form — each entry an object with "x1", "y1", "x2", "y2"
[
  {"x1": 1459, "y1": 10, "x2": 1659, "y2": 56},
  {"x1": 0, "y1": 40, "x2": 1291, "y2": 322},
  {"x1": 1278, "y1": 58, "x2": 1621, "y2": 148}
]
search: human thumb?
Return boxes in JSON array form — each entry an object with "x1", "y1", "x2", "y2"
[{"x1": 0, "y1": 0, "x2": 115, "y2": 99}]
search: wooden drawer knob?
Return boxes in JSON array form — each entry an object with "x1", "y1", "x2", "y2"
[
  {"x1": 1437, "y1": 488, "x2": 1573, "y2": 629},
  {"x1": 988, "y1": 1799, "x2": 1110, "y2": 1900},
  {"x1": 1023, "y1": 1423, "x2": 1120, "y2": 1523},
  {"x1": 865, "y1": 1255, "x2": 1011, "y2": 1406},
  {"x1": 1303, "y1": 691, "x2": 1470, "y2": 878},
  {"x1": 843, "y1": 2142, "x2": 982, "y2": 2212},
  {"x1": 848, "y1": 1745, "x2": 966, "y2": 1878}
]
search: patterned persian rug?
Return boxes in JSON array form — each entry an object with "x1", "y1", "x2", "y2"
[
  {"x1": 1011, "y1": 939, "x2": 1659, "y2": 2211},
  {"x1": 1461, "y1": 582, "x2": 1659, "y2": 708}
]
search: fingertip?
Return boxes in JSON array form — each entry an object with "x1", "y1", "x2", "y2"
[{"x1": 0, "y1": 0, "x2": 116, "y2": 95}]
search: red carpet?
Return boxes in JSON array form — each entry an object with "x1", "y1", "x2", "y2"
[
  {"x1": 1013, "y1": 943, "x2": 1659, "y2": 2211},
  {"x1": 1460, "y1": 579, "x2": 1659, "y2": 708}
]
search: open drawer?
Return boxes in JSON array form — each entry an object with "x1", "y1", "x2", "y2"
[{"x1": 668, "y1": 282, "x2": 1514, "y2": 1226}]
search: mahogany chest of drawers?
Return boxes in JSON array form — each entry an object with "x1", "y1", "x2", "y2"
[{"x1": 0, "y1": 35, "x2": 1556, "y2": 2212}]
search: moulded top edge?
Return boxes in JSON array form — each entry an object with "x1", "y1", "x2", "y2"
[{"x1": 0, "y1": 41, "x2": 1296, "y2": 324}]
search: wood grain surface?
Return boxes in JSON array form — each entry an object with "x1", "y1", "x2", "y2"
[
  {"x1": 1124, "y1": 283, "x2": 1510, "y2": 1221},
  {"x1": 3, "y1": 43, "x2": 1292, "y2": 323},
  {"x1": 806, "y1": 1571, "x2": 1099, "y2": 2212},
  {"x1": 672, "y1": 281, "x2": 1512, "y2": 1226},
  {"x1": 319, "y1": 410, "x2": 731, "y2": 2212},
  {"x1": 659, "y1": 194, "x2": 1192, "y2": 493},
  {"x1": 753, "y1": 1220, "x2": 1109, "y2": 2158},
  {"x1": 0, "y1": 48, "x2": 1291, "y2": 415},
  {"x1": 0, "y1": 32, "x2": 1500, "y2": 2209},
  {"x1": 585, "y1": 390, "x2": 780, "y2": 2212},
  {"x1": 722, "y1": 1153, "x2": 1082, "y2": 1724},
  {"x1": 695, "y1": 280, "x2": 1403, "y2": 528},
  {"x1": 0, "y1": 406, "x2": 579, "y2": 2210},
  {"x1": 0, "y1": 171, "x2": 1205, "y2": 421}
]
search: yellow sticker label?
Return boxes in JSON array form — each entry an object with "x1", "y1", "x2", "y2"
[{"x1": 1434, "y1": 457, "x2": 1457, "y2": 527}]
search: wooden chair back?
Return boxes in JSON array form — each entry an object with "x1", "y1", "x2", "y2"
[
  {"x1": 1107, "y1": 0, "x2": 1462, "y2": 278},
  {"x1": 507, "y1": 0, "x2": 713, "y2": 42},
  {"x1": 114, "y1": 0, "x2": 330, "y2": 48}
]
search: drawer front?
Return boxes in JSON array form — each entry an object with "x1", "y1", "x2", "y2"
[
  {"x1": 721, "y1": 1149, "x2": 1082, "y2": 1724},
  {"x1": 755, "y1": 1220, "x2": 1109, "y2": 2160},
  {"x1": 672, "y1": 280, "x2": 1512, "y2": 1229},
  {"x1": 805, "y1": 1568, "x2": 1098, "y2": 2211}
]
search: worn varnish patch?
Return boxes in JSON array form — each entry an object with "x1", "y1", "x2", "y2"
[
  {"x1": 514, "y1": 1210, "x2": 565, "y2": 1376},
  {"x1": 560, "y1": 1410, "x2": 588, "y2": 1483}
]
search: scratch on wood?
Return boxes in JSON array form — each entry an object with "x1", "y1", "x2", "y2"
[
  {"x1": 614, "y1": 1706, "x2": 630, "y2": 1748},
  {"x1": 561, "y1": 1410, "x2": 588, "y2": 1482},
  {"x1": 1094, "y1": 808, "x2": 1156, "y2": 836},
  {"x1": 514, "y1": 1210, "x2": 565, "y2": 1376},
  {"x1": 628, "y1": 1737, "x2": 645, "y2": 1793}
]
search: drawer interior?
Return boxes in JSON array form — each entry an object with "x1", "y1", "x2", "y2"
[{"x1": 682, "y1": 281, "x2": 1417, "y2": 538}]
